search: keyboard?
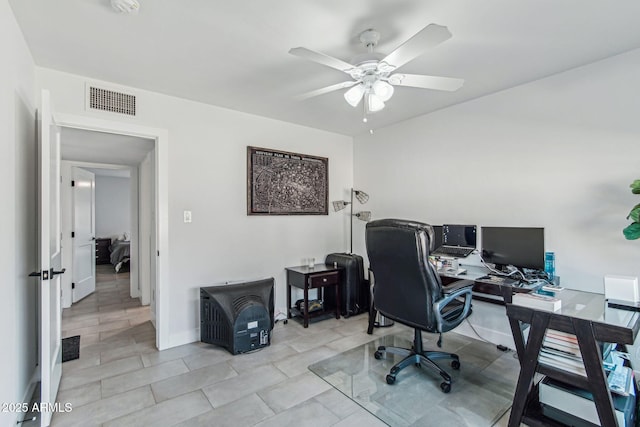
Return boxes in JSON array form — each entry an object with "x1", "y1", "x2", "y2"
[{"x1": 432, "y1": 245, "x2": 475, "y2": 258}]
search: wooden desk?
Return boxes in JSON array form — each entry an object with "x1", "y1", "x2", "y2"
[
  {"x1": 506, "y1": 290, "x2": 640, "y2": 427},
  {"x1": 286, "y1": 264, "x2": 342, "y2": 328}
]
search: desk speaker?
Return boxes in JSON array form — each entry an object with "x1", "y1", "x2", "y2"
[{"x1": 604, "y1": 275, "x2": 640, "y2": 303}]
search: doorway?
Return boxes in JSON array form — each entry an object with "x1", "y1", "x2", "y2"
[
  {"x1": 54, "y1": 113, "x2": 169, "y2": 350},
  {"x1": 61, "y1": 162, "x2": 142, "y2": 308},
  {"x1": 59, "y1": 131, "x2": 155, "y2": 356}
]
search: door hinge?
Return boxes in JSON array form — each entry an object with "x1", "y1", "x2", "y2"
[
  {"x1": 157, "y1": 250, "x2": 160, "y2": 256},
  {"x1": 71, "y1": 231, "x2": 75, "y2": 238},
  {"x1": 71, "y1": 180, "x2": 75, "y2": 187},
  {"x1": 72, "y1": 282, "x2": 75, "y2": 289}
]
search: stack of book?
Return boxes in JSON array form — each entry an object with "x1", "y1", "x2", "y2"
[
  {"x1": 539, "y1": 329, "x2": 587, "y2": 376},
  {"x1": 539, "y1": 329, "x2": 615, "y2": 377}
]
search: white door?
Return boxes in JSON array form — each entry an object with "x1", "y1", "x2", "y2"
[
  {"x1": 72, "y1": 168, "x2": 96, "y2": 302},
  {"x1": 37, "y1": 90, "x2": 63, "y2": 427}
]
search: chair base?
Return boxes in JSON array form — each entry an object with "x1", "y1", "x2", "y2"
[{"x1": 374, "y1": 329, "x2": 460, "y2": 393}]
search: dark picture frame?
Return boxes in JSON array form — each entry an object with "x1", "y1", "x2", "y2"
[{"x1": 247, "y1": 146, "x2": 328, "y2": 215}]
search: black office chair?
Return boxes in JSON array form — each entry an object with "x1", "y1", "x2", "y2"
[{"x1": 366, "y1": 219, "x2": 474, "y2": 393}]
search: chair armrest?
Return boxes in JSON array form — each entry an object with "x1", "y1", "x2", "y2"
[
  {"x1": 434, "y1": 281, "x2": 473, "y2": 333},
  {"x1": 442, "y1": 279, "x2": 474, "y2": 295}
]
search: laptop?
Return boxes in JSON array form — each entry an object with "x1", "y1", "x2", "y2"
[{"x1": 431, "y1": 224, "x2": 477, "y2": 258}]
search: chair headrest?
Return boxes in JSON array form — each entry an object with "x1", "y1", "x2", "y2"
[{"x1": 366, "y1": 219, "x2": 436, "y2": 251}]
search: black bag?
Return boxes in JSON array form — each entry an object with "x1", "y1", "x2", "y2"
[{"x1": 324, "y1": 253, "x2": 369, "y2": 317}]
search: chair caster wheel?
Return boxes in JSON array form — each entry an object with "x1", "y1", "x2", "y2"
[
  {"x1": 374, "y1": 351, "x2": 383, "y2": 360},
  {"x1": 386, "y1": 375, "x2": 396, "y2": 385},
  {"x1": 283, "y1": 319, "x2": 288, "y2": 325},
  {"x1": 440, "y1": 382, "x2": 451, "y2": 393},
  {"x1": 451, "y1": 360, "x2": 460, "y2": 370}
]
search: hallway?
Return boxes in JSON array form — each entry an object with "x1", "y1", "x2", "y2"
[{"x1": 53, "y1": 264, "x2": 155, "y2": 426}]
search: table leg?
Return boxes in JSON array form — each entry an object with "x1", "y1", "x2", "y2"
[
  {"x1": 334, "y1": 281, "x2": 340, "y2": 320},
  {"x1": 508, "y1": 311, "x2": 550, "y2": 427},
  {"x1": 287, "y1": 274, "x2": 292, "y2": 320},
  {"x1": 573, "y1": 318, "x2": 618, "y2": 427},
  {"x1": 303, "y1": 284, "x2": 309, "y2": 328}
]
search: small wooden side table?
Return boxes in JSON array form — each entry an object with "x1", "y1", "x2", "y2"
[{"x1": 286, "y1": 264, "x2": 342, "y2": 328}]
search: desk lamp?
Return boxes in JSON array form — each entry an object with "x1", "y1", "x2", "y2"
[{"x1": 332, "y1": 189, "x2": 371, "y2": 253}]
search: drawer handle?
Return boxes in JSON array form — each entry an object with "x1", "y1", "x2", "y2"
[{"x1": 323, "y1": 278, "x2": 327, "y2": 282}]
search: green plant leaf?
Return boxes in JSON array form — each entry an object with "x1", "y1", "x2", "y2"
[
  {"x1": 623, "y1": 222, "x2": 640, "y2": 240},
  {"x1": 627, "y1": 204, "x2": 640, "y2": 222},
  {"x1": 631, "y1": 179, "x2": 640, "y2": 195}
]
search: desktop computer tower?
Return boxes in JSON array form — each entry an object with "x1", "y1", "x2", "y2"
[{"x1": 324, "y1": 253, "x2": 369, "y2": 317}]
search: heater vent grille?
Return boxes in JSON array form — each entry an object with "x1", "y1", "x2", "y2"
[{"x1": 88, "y1": 86, "x2": 136, "y2": 116}]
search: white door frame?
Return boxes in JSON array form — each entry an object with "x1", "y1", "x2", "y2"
[
  {"x1": 55, "y1": 113, "x2": 170, "y2": 350},
  {"x1": 60, "y1": 161, "x2": 138, "y2": 307}
]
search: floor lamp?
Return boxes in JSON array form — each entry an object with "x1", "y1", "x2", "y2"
[{"x1": 332, "y1": 189, "x2": 371, "y2": 254}]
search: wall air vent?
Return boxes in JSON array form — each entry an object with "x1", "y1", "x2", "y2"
[{"x1": 87, "y1": 85, "x2": 136, "y2": 116}]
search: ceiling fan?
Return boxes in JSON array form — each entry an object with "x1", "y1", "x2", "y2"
[{"x1": 289, "y1": 24, "x2": 463, "y2": 114}]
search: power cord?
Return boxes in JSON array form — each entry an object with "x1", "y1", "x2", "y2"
[
  {"x1": 465, "y1": 318, "x2": 514, "y2": 353},
  {"x1": 477, "y1": 253, "x2": 552, "y2": 286},
  {"x1": 464, "y1": 318, "x2": 492, "y2": 344}
]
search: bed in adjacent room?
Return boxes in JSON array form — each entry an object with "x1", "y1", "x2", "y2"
[{"x1": 109, "y1": 239, "x2": 130, "y2": 273}]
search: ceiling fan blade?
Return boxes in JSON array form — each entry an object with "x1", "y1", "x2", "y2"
[
  {"x1": 389, "y1": 73, "x2": 463, "y2": 91},
  {"x1": 295, "y1": 81, "x2": 357, "y2": 100},
  {"x1": 289, "y1": 47, "x2": 355, "y2": 73},
  {"x1": 381, "y1": 24, "x2": 452, "y2": 71}
]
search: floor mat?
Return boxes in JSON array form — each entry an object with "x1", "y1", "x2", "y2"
[{"x1": 309, "y1": 331, "x2": 519, "y2": 426}]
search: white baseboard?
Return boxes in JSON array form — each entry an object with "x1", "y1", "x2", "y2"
[
  {"x1": 166, "y1": 328, "x2": 200, "y2": 350},
  {"x1": 14, "y1": 368, "x2": 40, "y2": 425}
]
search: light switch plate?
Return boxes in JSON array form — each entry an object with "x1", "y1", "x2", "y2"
[{"x1": 183, "y1": 210, "x2": 192, "y2": 223}]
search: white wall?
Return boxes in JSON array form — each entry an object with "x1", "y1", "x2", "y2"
[
  {"x1": 354, "y1": 49, "x2": 640, "y2": 345},
  {"x1": 95, "y1": 175, "x2": 132, "y2": 240},
  {"x1": 37, "y1": 68, "x2": 353, "y2": 346},
  {"x1": 1, "y1": 0, "x2": 38, "y2": 424}
]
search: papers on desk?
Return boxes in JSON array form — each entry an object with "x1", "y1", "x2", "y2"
[
  {"x1": 512, "y1": 292, "x2": 561, "y2": 312},
  {"x1": 438, "y1": 267, "x2": 467, "y2": 276}
]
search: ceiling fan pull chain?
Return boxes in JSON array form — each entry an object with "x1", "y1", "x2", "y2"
[{"x1": 362, "y1": 99, "x2": 368, "y2": 123}]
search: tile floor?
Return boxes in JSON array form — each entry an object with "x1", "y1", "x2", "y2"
[{"x1": 50, "y1": 266, "x2": 515, "y2": 426}]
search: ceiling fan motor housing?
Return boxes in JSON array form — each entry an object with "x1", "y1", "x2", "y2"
[{"x1": 359, "y1": 29, "x2": 380, "y2": 48}]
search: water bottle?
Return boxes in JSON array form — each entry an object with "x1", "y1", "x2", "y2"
[{"x1": 544, "y1": 252, "x2": 555, "y2": 280}]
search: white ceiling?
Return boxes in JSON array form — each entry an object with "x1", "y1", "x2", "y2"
[{"x1": 10, "y1": 0, "x2": 640, "y2": 137}]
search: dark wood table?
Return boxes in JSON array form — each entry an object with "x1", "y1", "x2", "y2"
[
  {"x1": 286, "y1": 264, "x2": 342, "y2": 328},
  {"x1": 506, "y1": 290, "x2": 640, "y2": 427}
]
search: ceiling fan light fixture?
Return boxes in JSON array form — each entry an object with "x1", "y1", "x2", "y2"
[
  {"x1": 344, "y1": 84, "x2": 365, "y2": 107},
  {"x1": 367, "y1": 93, "x2": 385, "y2": 112},
  {"x1": 110, "y1": 0, "x2": 140, "y2": 14},
  {"x1": 373, "y1": 80, "x2": 394, "y2": 102}
]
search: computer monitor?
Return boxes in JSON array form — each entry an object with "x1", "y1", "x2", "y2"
[
  {"x1": 481, "y1": 227, "x2": 545, "y2": 271},
  {"x1": 442, "y1": 224, "x2": 477, "y2": 248}
]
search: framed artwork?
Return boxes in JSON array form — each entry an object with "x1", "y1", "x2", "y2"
[{"x1": 247, "y1": 146, "x2": 328, "y2": 215}]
